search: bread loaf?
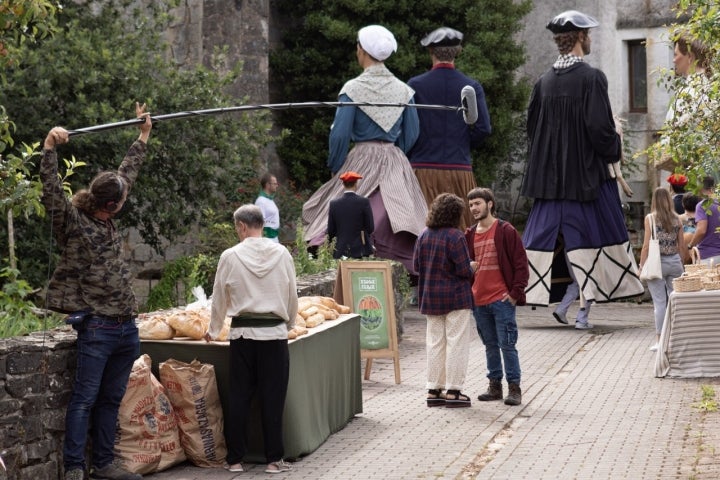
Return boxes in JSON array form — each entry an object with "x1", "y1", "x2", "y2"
[
  {"x1": 166, "y1": 309, "x2": 209, "y2": 340},
  {"x1": 138, "y1": 317, "x2": 176, "y2": 340}
]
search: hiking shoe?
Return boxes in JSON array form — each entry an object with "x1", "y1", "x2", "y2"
[
  {"x1": 552, "y1": 310, "x2": 568, "y2": 324},
  {"x1": 477, "y1": 379, "x2": 503, "y2": 401},
  {"x1": 65, "y1": 468, "x2": 85, "y2": 480},
  {"x1": 90, "y1": 463, "x2": 142, "y2": 480},
  {"x1": 575, "y1": 322, "x2": 594, "y2": 330},
  {"x1": 504, "y1": 383, "x2": 522, "y2": 406}
]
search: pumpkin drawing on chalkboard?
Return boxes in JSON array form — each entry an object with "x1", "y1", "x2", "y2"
[{"x1": 358, "y1": 295, "x2": 383, "y2": 331}]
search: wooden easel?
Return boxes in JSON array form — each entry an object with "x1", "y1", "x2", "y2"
[{"x1": 334, "y1": 260, "x2": 401, "y2": 384}]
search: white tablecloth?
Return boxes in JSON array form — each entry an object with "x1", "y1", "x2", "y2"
[{"x1": 655, "y1": 290, "x2": 720, "y2": 378}]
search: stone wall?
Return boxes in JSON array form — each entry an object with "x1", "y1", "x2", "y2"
[{"x1": 0, "y1": 329, "x2": 77, "y2": 480}]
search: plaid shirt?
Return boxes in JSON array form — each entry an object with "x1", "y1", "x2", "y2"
[{"x1": 413, "y1": 227, "x2": 474, "y2": 315}]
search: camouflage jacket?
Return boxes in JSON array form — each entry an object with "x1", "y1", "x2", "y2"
[{"x1": 39, "y1": 141, "x2": 147, "y2": 315}]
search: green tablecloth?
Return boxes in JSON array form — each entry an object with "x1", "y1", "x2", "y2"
[{"x1": 140, "y1": 314, "x2": 362, "y2": 461}]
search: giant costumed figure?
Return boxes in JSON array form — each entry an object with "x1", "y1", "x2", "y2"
[
  {"x1": 301, "y1": 25, "x2": 427, "y2": 273},
  {"x1": 521, "y1": 10, "x2": 644, "y2": 310}
]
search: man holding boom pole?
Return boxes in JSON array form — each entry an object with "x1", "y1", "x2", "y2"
[{"x1": 41, "y1": 102, "x2": 151, "y2": 480}]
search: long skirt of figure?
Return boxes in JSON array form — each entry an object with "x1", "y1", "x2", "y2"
[
  {"x1": 302, "y1": 141, "x2": 427, "y2": 273},
  {"x1": 522, "y1": 180, "x2": 644, "y2": 306}
]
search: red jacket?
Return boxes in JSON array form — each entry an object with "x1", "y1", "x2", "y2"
[{"x1": 464, "y1": 220, "x2": 529, "y2": 306}]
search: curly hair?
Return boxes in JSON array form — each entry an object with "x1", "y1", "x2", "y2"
[
  {"x1": 430, "y1": 45, "x2": 462, "y2": 62},
  {"x1": 72, "y1": 171, "x2": 126, "y2": 213},
  {"x1": 426, "y1": 193, "x2": 465, "y2": 229},
  {"x1": 553, "y1": 31, "x2": 581, "y2": 55}
]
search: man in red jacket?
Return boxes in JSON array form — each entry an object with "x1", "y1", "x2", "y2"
[{"x1": 464, "y1": 187, "x2": 528, "y2": 406}]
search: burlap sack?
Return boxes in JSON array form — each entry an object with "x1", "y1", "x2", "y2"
[
  {"x1": 114, "y1": 354, "x2": 186, "y2": 474},
  {"x1": 159, "y1": 359, "x2": 227, "y2": 467}
]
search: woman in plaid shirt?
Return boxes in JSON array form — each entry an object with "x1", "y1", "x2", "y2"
[{"x1": 413, "y1": 193, "x2": 477, "y2": 408}]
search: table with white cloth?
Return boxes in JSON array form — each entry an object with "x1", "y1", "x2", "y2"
[
  {"x1": 655, "y1": 290, "x2": 720, "y2": 378},
  {"x1": 140, "y1": 314, "x2": 362, "y2": 461}
]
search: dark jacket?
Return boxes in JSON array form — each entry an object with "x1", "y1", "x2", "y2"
[
  {"x1": 464, "y1": 220, "x2": 529, "y2": 306},
  {"x1": 328, "y1": 192, "x2": 375, "y2": 259},
  {"x1": 407, "y1": 66, "x2": 491, "y2": 170},
  {"x1": 522, "y1": 62, "x2": 621, "y2": 202}
]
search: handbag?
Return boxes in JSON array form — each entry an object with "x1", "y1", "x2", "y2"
[{"x1": 639, "y1": 213, "x2": 663, "y2": 282}]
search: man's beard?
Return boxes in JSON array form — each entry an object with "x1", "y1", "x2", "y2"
[{"x1": 474, "y1": 209, "x2": 488, "y2": 221}]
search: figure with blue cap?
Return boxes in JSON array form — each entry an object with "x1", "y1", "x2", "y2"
[
  {"x1": 520, "y1": 10, "x2": 644, "y2": 326},
  {"x1": 407, "y1": 27, "x2": 492, "y2": 230},
  {"x1": 302, "y1": 25, "x2": 427, "y2": 273}
]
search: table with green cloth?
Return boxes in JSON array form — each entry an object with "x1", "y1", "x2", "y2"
[
  {"x1": 655, "y1": 290, "x2": 720, "y2": 378},
  {"x1": 140, "y1": 314, "x2": 362, "y2": 461}
]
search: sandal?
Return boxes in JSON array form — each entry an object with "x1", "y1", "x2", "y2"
[
  {"x1": 225, "y1": 463, "x2": 244, "y2": 472},
  {"x1": 426, "y1": 389, "x2": 446, "y2": 407},
  {"x1": 445, "y1": 389, "x2": 471, "y2": 408},
  {"x1": 265, "y1": 459, "x2": 292, "y2": 474}
]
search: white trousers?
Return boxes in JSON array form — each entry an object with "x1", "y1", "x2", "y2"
[{"x1": 425, "y1": 309, "x2": 473, "y2": 391}]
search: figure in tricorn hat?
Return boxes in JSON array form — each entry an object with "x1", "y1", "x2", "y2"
[{"x1": 520, "y1": 10, "x2": 644, "y2": 327}]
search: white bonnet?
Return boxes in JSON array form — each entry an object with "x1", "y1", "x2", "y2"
[{"x1": 358, "y1": 25, "x2": 397, "y2": 61}]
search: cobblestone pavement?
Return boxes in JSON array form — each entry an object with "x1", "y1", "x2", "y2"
[{"x1": 147, "y1": 301, "x2": 720, "y2": 480}]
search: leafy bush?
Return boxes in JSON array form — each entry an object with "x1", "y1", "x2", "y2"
[
  {"x1": 270, "y1": 0, "x2": 532, "y2": 190},
  {"x1": 0, "y1": 267, "x2": 63, "y2": 338}
]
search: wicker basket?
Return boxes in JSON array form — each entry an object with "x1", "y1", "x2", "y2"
[
  {"x1": 703, "y1": 280, "x2": 720, "y2": 291},
  {"x1": 674, "y1": 275, "x2": 704, "y2": 292},
  {"x1": 684, "y1": 264, "x2": 709, "y2": 275}
]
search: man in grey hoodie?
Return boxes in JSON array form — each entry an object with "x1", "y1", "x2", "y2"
[{"x1": 206, "y1": 204, "x2": 298, "y2": 474}]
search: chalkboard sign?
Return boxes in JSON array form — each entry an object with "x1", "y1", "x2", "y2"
[{"x1": 337, "y1": 260, "x2": 400, "y2": 384}]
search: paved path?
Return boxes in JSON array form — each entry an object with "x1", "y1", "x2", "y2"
[{"x1": 147, "y1": 302, "x2": 720, "y2": 479}]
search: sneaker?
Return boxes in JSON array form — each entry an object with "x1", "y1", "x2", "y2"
[
  {"x1": 90, "y1": 463, "x2": 142, "y2": 480},
  {"x1": 649, "y1": 343, "x2": 659, "y2": 352},
  {"x1": 65, "y1": 468, "x2": 85, "y2": 480},
  {"x1": 552, "y1": 310, "x2": 568, "y2": 324},
  {"x1": 575, "y1": 322, "x2": 594, "y2": 330}
]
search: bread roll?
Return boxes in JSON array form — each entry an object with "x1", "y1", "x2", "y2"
[
  {"x1": 305, "y1": 313, "x2": 325, "y2": 328},
  {"x1": 299, "y1": 305, "x2": 319, "y2": 319}
]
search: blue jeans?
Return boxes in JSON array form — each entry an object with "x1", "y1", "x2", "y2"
[
  {"x1": 473, "y1": 300, "x2": 521, "y2": 384},
  {"x1": 64, "y1": 315, "x2": 139, "y2": 471}
]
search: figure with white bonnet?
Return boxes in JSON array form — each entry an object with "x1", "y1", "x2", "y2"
[
  {"x1": 520, "y1": 10, "x2": 644, "y2": 326},
  {"x1": 407, "y1": 27, "x2": 492, "y2": 231},
  {"x1": 302, "y1": 24, "x2": 427, "y2": 273}
]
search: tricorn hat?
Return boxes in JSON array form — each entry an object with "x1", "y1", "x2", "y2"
[
  {"x1": 420, "y1": 27, "x2": 463, "y2": 47},
  {"x1": 339, "y1": 171, "x2": 363, "y2": 182},
  {"x1": 546, "y1": 10, "x2": 599, "y2": 34}
]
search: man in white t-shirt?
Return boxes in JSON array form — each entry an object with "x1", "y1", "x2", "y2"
[{"x1": 254, "y1": 173, "x2": 280, "y2": 242}]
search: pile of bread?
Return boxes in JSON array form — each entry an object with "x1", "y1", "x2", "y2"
[{"x1": 138, "y1": 296, "x2": 351, "y2": 341}]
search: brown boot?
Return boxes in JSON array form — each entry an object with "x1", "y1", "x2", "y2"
[
  {"x1": 477, "y1": 379, "x2": 503, "y2": 401},
  {"x1": 504, "y1": 383, "x2": 522, "y2": 406}
]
